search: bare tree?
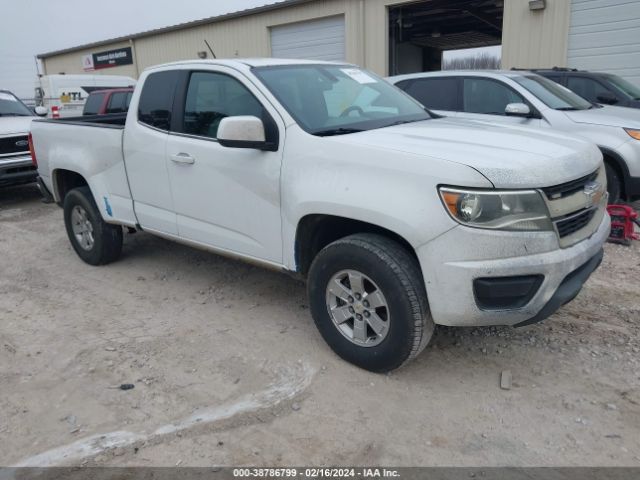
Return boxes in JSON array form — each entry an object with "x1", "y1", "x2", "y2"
[{"x1": 443, "y1": 52, "x2": 501, "y2": 70}]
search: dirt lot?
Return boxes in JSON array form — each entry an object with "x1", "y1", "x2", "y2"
[{"x1": 1, "y1": 184, "x2": 639, "y2": 467}]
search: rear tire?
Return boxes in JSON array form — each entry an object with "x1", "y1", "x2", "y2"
[
  {"x1": 63, "y1": 186, "x2": 123, "y2": 265},
  {"x1": 605, "y1": 163, "x2": 622, "y2": 204},
  {"x1": 308, "y1": 234, "x2": 434, "y2": 372}
]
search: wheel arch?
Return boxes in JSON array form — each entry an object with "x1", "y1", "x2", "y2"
[
  {"x1": 599, "y1": 146, "x2": 630, "y2": 199},
  {"x1": 294, "y1": 213, "x2": 420, "y2": 277},
  {"x1": 52, "y1": 169, "x2": 89, "y2": 205}
]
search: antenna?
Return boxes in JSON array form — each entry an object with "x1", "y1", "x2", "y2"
[
  {"x1": 34, "y1": 55, "x2": 42, "y2": 77},
  {"x1": 204, "y1": 40, "x2": 217, "y2": 59}
]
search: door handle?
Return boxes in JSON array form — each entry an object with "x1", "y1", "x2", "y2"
[{"x1": 170, "y1": 153, "x2": 196, "y2": 165}]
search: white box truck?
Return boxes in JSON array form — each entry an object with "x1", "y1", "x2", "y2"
[{"x1": 34, "y1": 74, "x2": 135, "y2": 118}]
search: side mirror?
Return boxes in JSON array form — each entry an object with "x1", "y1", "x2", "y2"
[
  {"x1": 505, "y1": 103, "x2": 532, "y2": 117},
  {"x1": 217, "y1": 116, "x2": 275, "y2": 151},
  {"x1": 596, "y1": 91, "x2": 618, "y2": 105},
  {"x1": 34, "y1": 106, "x2": 48, "y2": 117}
]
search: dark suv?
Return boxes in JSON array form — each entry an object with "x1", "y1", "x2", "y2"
[{"x1": 529, "y1": 68, "x2": 640, "y2": 109}]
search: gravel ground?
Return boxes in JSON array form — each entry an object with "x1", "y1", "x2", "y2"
[{"x1": 1, "y1": 184, "x2": 639, "y2": 467}]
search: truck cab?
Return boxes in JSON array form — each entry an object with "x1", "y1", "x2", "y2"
[{"x1": 82, "y1": 88, "x2": 134, "y2": 116}]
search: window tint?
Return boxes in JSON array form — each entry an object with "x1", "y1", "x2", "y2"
[
  {"x1": 566, "y1": 77, "x2": 611, "y2": 103},
  {"x1": 183, "y1": 72, "x2": 264, "y2": 139},
  {"x1": 463, "y1": 78, "x2": 525, "y2": 115},
  {"x1": 83, "y1": 93, "x2": 105, "y2": 115},
  {"x1": 125, "y1": 92, "x2": 133, "y2": 109},
  {"x1": 603, "y1": 74, "x2": 640, "y2": 100},
  {"x1": 513, "y1": 75, "x2": 592, "y2": 110},
  {"x1": 106, "y1": 92, "x2": 129, "y2": 114},
  {"x1": 542, "y1": 75, "x2": 562, "y2": 84},
  {"x1": 400, "y1": 78, "x2": 458, "y2": 111},
  {"x1": 138, "y1": 71, "x2": 180, "y2": 130},
  {"x1": 0, "y1": 91, "x2": 33, "y2": 116}
]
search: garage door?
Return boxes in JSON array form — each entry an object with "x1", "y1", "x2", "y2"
[
  {"x1": 568, "y1": 0, "x2": 640, "y2": 84},
  {"x1": 270, "y1": 16, "x2": 345, "y2": 61}
]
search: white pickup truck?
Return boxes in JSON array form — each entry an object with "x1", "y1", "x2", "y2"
[{"x1": 31, "y1": 59, "x2": 610, "y2": 372}]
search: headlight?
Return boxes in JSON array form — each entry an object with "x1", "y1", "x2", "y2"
[
  {"x1": 624, "y1": 128, "x2": 640, "y2": 141},
  {"x1": 439, "y1": 188, "x2": 553, "y2": 231}
]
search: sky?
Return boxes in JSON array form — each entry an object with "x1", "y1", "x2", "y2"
[
  {"x1": 0, "y1": 0, "x2": 272, "y2": 98},
  {"x1": 1, "y1": 0, "x2": 501, "y2": 99}
]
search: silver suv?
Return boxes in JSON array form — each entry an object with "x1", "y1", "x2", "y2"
[{"x1": 389, "y1": 70, "x2": 640, "y2": 202}]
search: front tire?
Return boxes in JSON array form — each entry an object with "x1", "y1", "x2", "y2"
[
  {"x1": 308, "y1": 234, "x2": 434, "y2": 372},
  {"x1": 63, "y1": 186, "x2": 123, "y2": 265}
]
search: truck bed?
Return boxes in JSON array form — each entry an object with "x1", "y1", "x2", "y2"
[
  {"x1": 32, "y1": 113, "x2": 137, "y2": 227},
  {"x1": 36, "y1": 112, "x2": 127, "y2": 128}
]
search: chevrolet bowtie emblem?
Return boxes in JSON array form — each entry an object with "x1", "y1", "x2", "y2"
[{"x1": 583, "y1": 181, "x2": 603, "y2": 208}]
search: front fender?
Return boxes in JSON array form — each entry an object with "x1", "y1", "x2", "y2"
[{"x1": 279, "y1": 127, "x2": 491, "y2": 270}]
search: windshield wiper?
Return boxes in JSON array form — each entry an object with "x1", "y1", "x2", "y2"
[
  {"x1": 555, "y1": 107, "x2": 579, "y2": 111},
  {"x1": 384, "y1": 118, "x2": 427, "y2": 128},
  {"x1": 0, "y1": 113, "x2": 31, "y2": 117},
  {"x1": 314, "y1": 127, "x2": 364, "y2": 137}
]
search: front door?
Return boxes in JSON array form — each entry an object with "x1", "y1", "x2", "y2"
[
  {"x1": 165, "y1": 68, "x2": 285, "y2": 264},
  {"x1": 457, "y1": 77, "x2": 542, "y2": 127}
]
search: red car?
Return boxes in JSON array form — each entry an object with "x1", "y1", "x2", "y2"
[{"x1": 82, "y1": 88, "x2": 134, "y2": 116}]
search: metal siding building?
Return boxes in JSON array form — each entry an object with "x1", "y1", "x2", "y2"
[
  {"x1": 38, "y1": 0, "x2": 640, "y2": 84},
  {"x1": 567, "y1": 0, "x2": 640, "y2": 84}
]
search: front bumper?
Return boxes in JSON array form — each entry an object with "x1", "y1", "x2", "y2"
[
  {"x1": 417, "y1": 212, "x2": 610, "y2": 327},
  {"x1": 0, "y1": 155, "x2": 37, "y2": 187}
]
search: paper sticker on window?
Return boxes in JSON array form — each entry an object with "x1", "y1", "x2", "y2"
[
  {"x1": 0, "y1": 93, "x2": 18, "y2": 102},
  {"x1": 340, "y1": 68, "x2": 377, "y2": 85}
]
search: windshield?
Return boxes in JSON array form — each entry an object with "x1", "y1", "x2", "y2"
[
  {"x1": 253, "y1": 65, "x2": 432, "y2": 135},
  {"x1": 603, "y1": 74, "x2": 640, "y2": 100},
  {"x1": 0, "y1": 91, "x2": 33, "y2": 117},
  {"x1": 513, "y1": 75, "x2": 593, "y2": 111}
]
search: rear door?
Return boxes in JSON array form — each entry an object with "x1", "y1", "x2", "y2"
[
  {"x1": 456, "y1": 77, "x2": 542, "y2": 127},
  {"x1": 395, "y1": 77, "x2": 460, "y2": 117},
  {"x1": 123, "y1": 70, "x2": 181, "y2": 235},
  {"x1": 165, "y1": 67, "x2": 285, "y2": 263}
]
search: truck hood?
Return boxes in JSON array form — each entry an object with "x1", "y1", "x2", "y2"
[
  {"x1": 563, "y1": 104, "x2": 640, "y2": 128},
  {"x1": 0, "y1": 116, "x2": 34, "y2": 136},
  {"x1": 335, "y1": 118, "x2": 602, "y2": 189}
]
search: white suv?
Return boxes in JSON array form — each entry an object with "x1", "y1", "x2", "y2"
[{"x1": 389, "y1": 70, "x2": 640, "y2": 202}]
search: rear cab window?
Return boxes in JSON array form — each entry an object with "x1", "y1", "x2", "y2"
[
  {"x1": 106, "y1": 92, "x2": 130, "y2": 114},
  {"x1": 83, "y1": 93, "x2": 105, "y2": 115},
  {"x1": 138, "y1": 71, "x2": 181, "y2": 131}
]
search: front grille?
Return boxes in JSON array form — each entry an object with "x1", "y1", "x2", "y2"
[
  {"x1": 0, "y1": 135, "x2": 29, "y2": 156},
  {"x1": 555, "y1": 208, "x2": 597, "y2": 238},
  {"x1": 3, "y1": 165, "x2": 36, "y2": 175},
  {"x1": 542, "y1": 170, "x2": 598, "y2": 199}
]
